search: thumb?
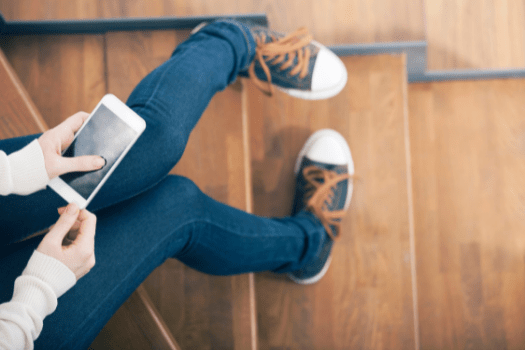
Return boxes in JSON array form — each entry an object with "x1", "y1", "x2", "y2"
[
  {"x1": 47, "y1": 203, "x2": 80, "y2": 242},
  {"x1": 61, "y1": 155, "x2": 106, "y2": 175}
]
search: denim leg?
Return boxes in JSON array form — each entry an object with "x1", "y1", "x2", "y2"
[
  {"x1": 0, "y1": 20, "x2": 256, "y2": 245},
  {"x1": 0, "y1": 175, "x2": 324, "y2": 349}
]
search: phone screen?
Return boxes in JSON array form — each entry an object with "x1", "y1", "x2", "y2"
[{"x1": 60, "y1": 104, "x2": 138, "y2": 199}]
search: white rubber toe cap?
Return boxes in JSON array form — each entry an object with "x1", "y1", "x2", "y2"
[
  {"x1": 310, "y1": 45, "x2": 348, "y2": 97},
  {"x1": 294, "y1": 129, "x2": 354, "y2": 174},
  {"x1": 306, "y1": 136, "x2": 347, "y2": 165}
]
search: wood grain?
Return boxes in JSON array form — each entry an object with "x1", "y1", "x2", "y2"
[
  {"x1": 425, "y1": 0, "x2": 525, "y2": 69},
  {"x1": 0, "y1": 47, "x2": 47, "y2": 137},
  {"x1": 1, "y1": 0, "x2": 425, "y2": 46},
  {"x1": 89, "y1": 285, "x2": 182, "y2": 350},
  {"x1": 0, "y1": 33, "x2": 106, "y2": 128},
  {"x1": 409, "y1": 80, "x2": 525, "y2": 349},
  {"x1": 246, "y1": 54, "x2": 415, "y2": 350},
  {"x1": 0, "y1": 3, "x2": 182, "y2": 347}
]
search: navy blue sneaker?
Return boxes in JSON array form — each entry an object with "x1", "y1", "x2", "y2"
[
  {"x1": 288, "y1": 129, "x2": 354, "y2": 284},
  {"x1": 242, "y1": 26, "x2": 347, "y2": 100},
  {"x1": 192, "y1": 22, "x2": 347, "y2": 100}
]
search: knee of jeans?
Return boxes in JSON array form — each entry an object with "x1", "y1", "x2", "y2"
[
  {"x1": 142, "y1": 117, "x2": 188, "y2": 167},
  {"x1": 160, "y1": 175, "x2": 203, "y2": 206}
]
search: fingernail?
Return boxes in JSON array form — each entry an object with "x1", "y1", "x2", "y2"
[
  {"x1": 57, "y1": 206, "x2": 66, "y2": 214},
  {"x1": 67, "y1": 203, "x2": 78, "y2": 215},
  {"x1": 95, "y1": 156, "x2": 106, "y2": 168}
]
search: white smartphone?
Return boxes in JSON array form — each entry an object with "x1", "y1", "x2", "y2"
[{"x1": 48, "y1": 94, "x2": 146, "y2": 209}]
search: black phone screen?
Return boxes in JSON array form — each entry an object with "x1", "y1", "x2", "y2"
[{"x1": 60, "y1": 104, "x2": 138, "y2": 199}]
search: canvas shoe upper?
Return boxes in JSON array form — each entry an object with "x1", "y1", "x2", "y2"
[
  {"x1": 241, "y1": 26, "x2": 348, "y2": 100},
  {"x1": 288, "y1": 129, "x2": 354, "y2": 284}
]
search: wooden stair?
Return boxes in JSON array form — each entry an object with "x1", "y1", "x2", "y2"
[
  {"x1": 4, "y1": 14, "x2": 525, "y2": 349},
  {"x1": 0, "y1": 38, "x2": 185, "y2": 350},
  {"x1": 246, "y1": 54, "x2": 417, "y2": 349}
]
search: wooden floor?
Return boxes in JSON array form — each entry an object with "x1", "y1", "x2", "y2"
[
  {"x1": 3, "y1": 0, "x2": 525, "y2": 349},
  {"x1": 247, "y1": 54, "x2": 416, "y2": 350},
  {"x1": 424, "y1": 0, "x2": 525, "y2": 69},
  {"x1": 2, "y1": 0, "x2": 525, "y2": 69},
  {"x1": 409, "y1": 80, "x2": 525, "y2": 349}
]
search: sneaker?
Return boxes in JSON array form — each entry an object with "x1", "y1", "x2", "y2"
[
  {"x1": 243, "y1": 26, "x2": 348, "y2": 100},
  {"x1": 288, "y1": 129, "x2": 354, "y2": 284}
]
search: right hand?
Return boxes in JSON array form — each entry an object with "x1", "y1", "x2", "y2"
[
  {"x1": 38, "y1": 111, "x2": 106, "y2": 180},
  {"x1": 37, "y1": 203, "x2": 97, "y2": 280}
]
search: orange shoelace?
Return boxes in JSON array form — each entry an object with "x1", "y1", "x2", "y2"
[
  {"x1": 302, "y1": 165, "x2": 351, "y2": 241},
  {"x1": 248, "y1": 27, "x2": 313, "y2": 96}
]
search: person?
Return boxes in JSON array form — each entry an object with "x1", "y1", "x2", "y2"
[{"x1": 0, "y1": 20, "x2": 354, "y2": 349}]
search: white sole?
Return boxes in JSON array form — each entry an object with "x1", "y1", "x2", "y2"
[
  {"x1": 288, "y1": 255, "x2": 333, "y2": 285},
  {"x1": 294, "y1": 129, "x2": 354, "y2": 210}
]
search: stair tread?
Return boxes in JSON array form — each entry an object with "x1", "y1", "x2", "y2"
[
  {"x1": 104, "y1": 29, "x2": 256, "y2": 350},
  {"x1": 409, "y1": 80, "x2": 525, "y2": 349},
  {"x1": 246, "y1": 54, "x2": 416, "y2": 349},
  {"x1": 0, "y1": 47, "x2": 47, "y2": 136}
]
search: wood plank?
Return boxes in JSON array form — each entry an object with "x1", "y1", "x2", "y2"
[
  {"x1": 3, "y1": 31, "x2": 183, "y2": 350},
  {"x1": 0, "y1": 1, "x2": 180, "y2": 345},
  {"x1": 0, "y1": 0, "x2": 102, "y2": 20},
  {"x1": 0, "y1": 34, "x2": 106, "y2": 128},
  {"x1": 105, "y1": 28, "x2": 257, "y2": 350},
  {"x1": 1, "y1": 0, "x2": 425, "y2": 46},
  {"x1": 0, "y1": 47, "x2": 47, "y2": 137},
  {"x1": 247, "y1": 54, "x2": 415, "y2": 350},
  {"x1": 425, "y1": 0, "x2": 525, "y2": 70},
  {"x1": 409, "y1": 80, "x2": 525, "y2": 349},
  {"x1": 89, "y1": 285, "x2": 181, "y2": 350}
]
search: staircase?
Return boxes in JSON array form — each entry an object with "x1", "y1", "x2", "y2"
[{"x1": 2, "y1": 5, "x2": 525, "y2": 350}]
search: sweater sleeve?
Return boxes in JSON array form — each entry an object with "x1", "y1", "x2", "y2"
[
  {"x1": 0, "y1": 139, "x2": 50, "y2": 196},
  {"x1": 0, "y1": 251, "x2": 76, "y2": 350}
]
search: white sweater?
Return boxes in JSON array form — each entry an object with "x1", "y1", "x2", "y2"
[{"x1": 0, "y1": 140, "x2": 77, "y2": 350}]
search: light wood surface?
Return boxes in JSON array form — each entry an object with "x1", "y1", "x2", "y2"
[
  {"x1": 0, "y1": 0, "x2": 425, "y2": 46},
  {"x1": 0, "y1": 5, "x2": 181, "y2": 348},
  {"x1": 90, "y1": 285, "x2": 182, "y2": 350},
  {"x1": 246, "y1": 54, "x2": 416, "y2": 350},
  {"x1": 424, "y1": 0, "x2": 525, "y2": 70},
  {"x1": 0, "y1": 34, "x2": 106, "y2": 128},
  {"x1": 409, "y1": 80, "x2": 525, "y2": 349},
  {"x1": 4, "y1": 0, "x2": 525, "y2": 70},
  {"x1": 0, "y1": 46, "x2": 47, "y2": 137}
]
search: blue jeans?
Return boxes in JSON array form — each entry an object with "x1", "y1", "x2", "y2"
[{"x1": 0, "y1": 21, "x2": 326, "y2": 349}]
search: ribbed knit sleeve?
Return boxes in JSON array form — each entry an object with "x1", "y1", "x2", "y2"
[
  {"x1": 0, "y1": 251, "x2": 77, "y2": 350},
  {"x1": 0, "y1": 139, "x2": 49, "y2": 196}
]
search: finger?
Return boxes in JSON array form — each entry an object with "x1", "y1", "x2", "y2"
[
  {"x1": 47, "y1": 203, "x2": 80, "y2": 242},
  {"x1": 59, "y1": 112, "x2": 89, "y2": 150},
  {"x1": 75, "y1": 209, "x2": 97, "y2": 246},
  {"x1": 59, "y1": 155, "x2": 105, "y2": 175},
  {"x1": 69, "y1": 220, "x2": 82, "y2": 232}
]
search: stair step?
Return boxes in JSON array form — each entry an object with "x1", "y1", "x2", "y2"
[
  {"x1": 0, "y1": 47, "x2": 47, "y2": 136},
  {"x1": 246, "y1": 54, "x2": 417, "y2": 349},
  {"x1": 104, "y1": 30, "x2": 257, "y2": 350},
  {"x1": 1, "y1": 33, "x2": 181, "y2": 349},
  {"x1": 89, "y1": 285, "x2": 181, "y2": 350},
  {"x1": 408, "y1": 80, "x2": 525, "y2": 349}
]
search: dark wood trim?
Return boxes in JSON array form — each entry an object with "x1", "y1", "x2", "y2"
[{"x1": 0, "y1": 14, "x2": 268, "y2": 35}]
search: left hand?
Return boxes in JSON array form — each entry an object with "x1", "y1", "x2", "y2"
[
  {"x1": 37, "y1": 203, "x2": 97, "y2": 280},
  {"x1": 38, "y1": 111, "x2": 106, "y2": 179}
]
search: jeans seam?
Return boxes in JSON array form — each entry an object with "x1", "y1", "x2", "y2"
[{"x1": 218, "y1": 20, "x2": 254, "y2": 71}]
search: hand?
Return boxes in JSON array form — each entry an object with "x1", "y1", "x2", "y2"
[
  {"x1": 38, "y1": 111, "x2": 106, "y2": 180},
  {"x1": 37, "y1": 203, "x2": 97, "y2": 280}
]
